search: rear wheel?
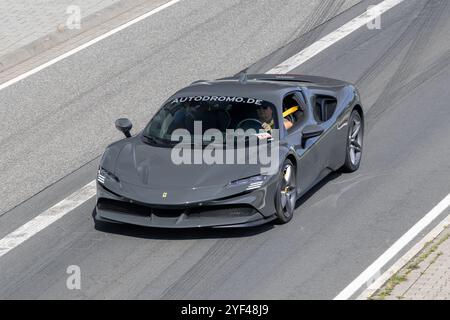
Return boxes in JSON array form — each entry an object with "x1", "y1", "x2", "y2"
[
  {"x1": 275, "y1": 159, "x2": 297, "y2": 224},
  {"x1": 342, "y1": 110, "x2": 364, "y2": 172}
]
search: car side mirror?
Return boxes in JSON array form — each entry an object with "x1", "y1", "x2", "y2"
[
  {"x1": 115, "y1": 118, "x2": 132, "y2": 138},
  {"x1": 301, "y1": 124, "x2": 324, "y2": 148}
]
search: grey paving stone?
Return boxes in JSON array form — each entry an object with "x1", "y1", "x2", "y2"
[{"x1": 0, "y1": 0, "x2": 122, "y2": 57}]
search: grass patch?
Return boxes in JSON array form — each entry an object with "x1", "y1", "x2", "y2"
[
  {"x1": 405, "y1": 233, "x2": 450, "y2": 272},
  {"x1": 374, "y1": 274, "x2": 408, "y2": 300}
]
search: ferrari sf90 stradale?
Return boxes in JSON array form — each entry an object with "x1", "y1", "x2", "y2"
[{"x1": 94, "y1": 73, "x2": 364, "y2": 228}]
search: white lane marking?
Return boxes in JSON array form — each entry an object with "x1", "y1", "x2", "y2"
[
  {"x1": 0, "y1": 0, "x2": 182, "y2": 91},
  {"x1": 0, "y1": 0, "x2": 404, "y2": 258},
  {"x1": 357, "y1": 211, "x2": 450, "y2": 299},
  {"x1": 334, "y1": 194, "x2": 450, "y2": 300},
  {"x1": 0, "y1": 181, "x2": 96, "y2": 258},
  {"x1": 268, "y1": 0, "x2": 405, "y2": 74}
]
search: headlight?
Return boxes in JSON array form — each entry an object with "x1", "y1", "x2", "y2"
[
  {"x1": 97, "y1": 167, "x2": 119, "y2": 184},
  {"x1": 227, "y1": 175, "x2": 268, "y2": 190}
]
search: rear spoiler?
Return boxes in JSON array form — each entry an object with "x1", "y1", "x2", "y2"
[{"x1": 221, "y1": 74, "x2": 349, "y2": 86}]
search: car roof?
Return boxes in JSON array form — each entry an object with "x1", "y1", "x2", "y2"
[
  {"x1": 167, "y1": 74, "x2": 349, "y2": 106},
  {"x1": 169, "y1": 79, "x2": 300, "y2": 106}
]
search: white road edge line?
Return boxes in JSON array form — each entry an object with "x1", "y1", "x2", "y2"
[
  {"x1": 268, "y1": 0, "x2": 405, "y2": 74},
  {"x1": 0, "y1": 0, "x2": 404, "y2": 258},
  {"x1": 0, "y1": 0, "x2": 183, "y2": 92},
  {"x1": 334, "y1": 194, "x2": 450, "y2": 300},
  {"x1": 0, "y1": 181, "x2": 96, "y2": 258},
  {"x1": 356, "y1": 211, "x2": 450, "y2": 300}
]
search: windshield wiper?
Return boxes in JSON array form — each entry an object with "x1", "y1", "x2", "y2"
[{"x1": 143, "y1": 135, "x2": 175, "y2": 146}]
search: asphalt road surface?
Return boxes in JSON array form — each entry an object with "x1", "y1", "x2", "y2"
[{"x1": 1, "y1": 0, "x2": 450, "y2": 299}]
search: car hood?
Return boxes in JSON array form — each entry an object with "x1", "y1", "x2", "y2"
[{"x1": 103, "y1": 137, "x2": 263, "y2": 189}]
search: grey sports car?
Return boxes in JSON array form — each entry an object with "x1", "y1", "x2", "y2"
[{"x1": 94, "y1": 73, "x2": 364, "y2": 228}]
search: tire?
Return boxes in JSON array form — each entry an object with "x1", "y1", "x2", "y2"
[
  {"x1": 342, "y1": 109, "x2": 364, "y2": 172},
  {"x1": 274, "y1": 159, "x2": 297, "y2": 224}
]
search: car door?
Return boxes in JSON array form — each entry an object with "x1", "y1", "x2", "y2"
[
  {"x1": 283, "y1": 91, "x2": 327, "y2": 195},
  {"x1": 309, "y1": 89, "x2": 343, "y2": 171}
]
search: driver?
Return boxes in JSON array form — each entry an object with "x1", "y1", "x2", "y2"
[
  {"x1": 256, "y1": 105, "x2": 300, "y2": 131},
  {"x1": 256, "y1": 105, "x2": 275, "y2": 132}
]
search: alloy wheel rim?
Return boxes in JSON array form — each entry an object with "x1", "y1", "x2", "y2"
[
  {"x1": 280, "y1": 164, "x2": 296, "y2": 217},
  {"x1": 349, "y1": 115, "x2": 363, "y2": 166}
]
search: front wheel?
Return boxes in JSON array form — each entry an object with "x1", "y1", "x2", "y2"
[
  {"x1": 274, "y1": 159, "x2": 297, "y2": 224},
  {"x1": 342, "y1": 110, "x2": 364, "y2": 172}
]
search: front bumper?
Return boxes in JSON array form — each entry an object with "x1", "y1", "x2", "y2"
[{"x1": 95, "y1": 183, "x2": 277, "y2": 228}]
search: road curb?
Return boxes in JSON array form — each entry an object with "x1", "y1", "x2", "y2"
[
  {"x1": 357, "y1": 211, "x2": 450, "y2": 300},
  {"x1": 0, "y1": 0, "x2": 163, "y2": 74}
]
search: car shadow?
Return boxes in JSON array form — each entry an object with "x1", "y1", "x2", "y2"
[
  {"x1": 294, "y1": 171, "x2": 342, "y2": 209},
  {"x1": 93, "y1": 171, "x2": 342, "y2": 240}
]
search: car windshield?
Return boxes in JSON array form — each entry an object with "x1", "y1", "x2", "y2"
[{"x1": 143, "y1": 96, "x2": 278, "y2": 145}]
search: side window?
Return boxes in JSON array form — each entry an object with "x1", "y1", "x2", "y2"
[
  {"x1": 312, "y1": 94, "x2": 337, "y2": 123},
  {"x1": 282, "y1": 93, "x2": 306, "y2": 131}
]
